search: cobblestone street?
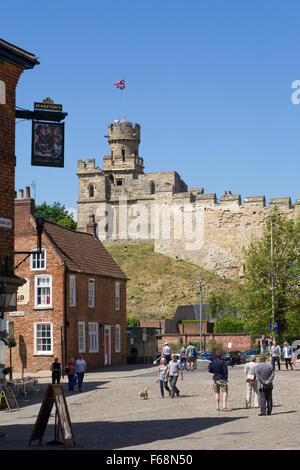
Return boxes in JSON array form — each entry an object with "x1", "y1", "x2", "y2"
[{"x1": 0, "y1": 361, "x2": 300, "y2": 451}]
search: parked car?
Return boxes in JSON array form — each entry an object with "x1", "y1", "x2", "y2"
[
  {"x1": 224, "y1": 351, "x2": 243, "y2": 366},
  {"x1": 242, "y1": 349, "x2": 260, "y2": 363},
  {"x1": 198, "y1": 351, "x2": 214, "y2": 361}
]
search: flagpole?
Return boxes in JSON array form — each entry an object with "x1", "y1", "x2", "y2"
[{"x1": 122, "y1": 77, "x2": 126, "y2": 120}]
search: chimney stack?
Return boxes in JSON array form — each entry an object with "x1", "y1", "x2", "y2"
[{"x1": 87, "y1": 214, "x2": 98, "y2": 239}]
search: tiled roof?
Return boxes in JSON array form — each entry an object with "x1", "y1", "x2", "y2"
[{"x1": 43, "y1": 220, "x2": 127, "y2": 280}]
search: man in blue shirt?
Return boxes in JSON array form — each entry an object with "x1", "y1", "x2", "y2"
[{"x1": 208, "y1": 351, "x2": 230, "y2": 411}]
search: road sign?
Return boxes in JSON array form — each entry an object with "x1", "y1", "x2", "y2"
[{"x1": 270, "y1": 322, "x2": 278, "y2": 331}]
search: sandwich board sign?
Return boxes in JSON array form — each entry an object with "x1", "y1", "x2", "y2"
[
  {"x1": 0, "y1": 385, "x2": 19, "y2": 411},
  {"x1": 29, "y1": 384, "x2": 75, "y2": 447}
]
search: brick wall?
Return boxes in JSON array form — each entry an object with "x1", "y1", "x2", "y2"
[
  {"x1": 157, "y1": 333, "x2": 254, "y2": 353},
  {"x1": 0, "y1": 61, "x2": 23, "y2": 262}
]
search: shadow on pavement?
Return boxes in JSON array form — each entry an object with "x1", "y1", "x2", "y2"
[
  {"x1": 0, "y1": 416, "x2": 246, "y2": 450},
  {"x1": 0, "y1": 381, "x2": 110, "y2": 411}
]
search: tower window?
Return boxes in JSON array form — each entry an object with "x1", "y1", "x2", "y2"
[
  {"x1": 122, "y1": 148, "x2": 125, "y2": 162},
  {"x1": 88, "y1": 185, "x2": 94, "y2": 197},
  {"x1": 150, "y1": 182, "x2": 155, "y2": 194},
  {"x1": 116, "y1": 179, "x2": 123, "y2": 186}
]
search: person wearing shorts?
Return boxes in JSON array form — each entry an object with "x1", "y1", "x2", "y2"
[
  {"x1": 209, "y1": 351, "x2": 230, "y2": 411},
  {"x1": 186, "y1": 342, "x2": 196, "y2": 371}
]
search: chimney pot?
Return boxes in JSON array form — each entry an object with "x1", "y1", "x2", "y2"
[
  {"x1": 26, "y1": 186, "x2": 31, "y2": 198},
  {"x1": 18, "y1": 189, "x2": 24, "y2": 199}
]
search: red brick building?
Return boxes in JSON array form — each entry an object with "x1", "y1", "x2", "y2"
[
  {"x1": 0, "y1": 39, "x2": 39, "y2": 367},
  {"x1": 10, "y1": 188, "x2": 127, "y2": 373}
]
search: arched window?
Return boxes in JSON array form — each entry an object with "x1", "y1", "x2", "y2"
[{"x1": 88, "y1": 185, "x2": 94, "y2": 198}]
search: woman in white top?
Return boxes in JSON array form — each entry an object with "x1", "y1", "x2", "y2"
[
  {"x1": 244, "y1": 355, "x2": 259, "y2": 408},
  {"x1": 156, "y1": 358, "x2": 171, "y2": 398}
]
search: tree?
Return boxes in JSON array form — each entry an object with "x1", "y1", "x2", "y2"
[
  {"x1": 35, "y1": 202, "x2": 77, "y2": 229},
  {"x1": 241, "y1": 210, "x2": 300, "y2": 338},
  {"x1": 214, "y1": 315, "x2": 245, "y2": 333},
  {"x1": 207, "y1": 290, "x2": 240, "y2": 319}
]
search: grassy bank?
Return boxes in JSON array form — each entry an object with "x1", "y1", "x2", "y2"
[{"x1": 107, "y1": 244, "x2": 239, "y2": 320}]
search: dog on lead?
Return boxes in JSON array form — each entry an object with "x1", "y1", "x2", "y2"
[{"x1": 139, "y1": 388, "x2": 149, "y2": 399}]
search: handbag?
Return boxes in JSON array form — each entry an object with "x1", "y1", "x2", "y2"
[
  {"x1": 71, "y1": 375, "x2": 78, "y2": 386},
  {"x1": 246, "y1": 373, "x2": 255, "y2": 381}
]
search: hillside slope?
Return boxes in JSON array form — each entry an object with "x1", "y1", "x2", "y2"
[{"x1": 107, "y1": 244, "x2": 240, "y2": 320}]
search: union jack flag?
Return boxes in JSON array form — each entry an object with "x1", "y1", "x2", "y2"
[{"x1": 114, "y1": 79, "x2": 125, "y2": 90}]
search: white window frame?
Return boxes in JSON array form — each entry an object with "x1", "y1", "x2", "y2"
[
  {"x1": 88, "y1": 322, "x2": 99, "y2": 353},
  {"x1": 78, "y1": 321, "x2": 86, "y2": 353},
  {"x1": 70, "y1": 275, "x2": 76, "y2": 307},
  {"x1": 88, "y1": 278, "x2": 95, "y2": 308},
  {"x1": 0, "y1": 80, "x2": 6, "y2": 104},
  {"x1": 30, "y1": 248, "x2": 46, "y2": 271},
  {"x1": 34, "y1": 322, "x2": 53, "y2": 355},
  {"x1": 34, "y1": 275, "x2": 52, "y2": 308},
  {"x1": 115, "y1": 324, "x2": 121, "y2": 353},
  {"x1": 115, "y1": 281, "x2": 121, "y2": 311}
]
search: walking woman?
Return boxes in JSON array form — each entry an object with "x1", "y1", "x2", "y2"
[
  {"x1": 156, "y1": 357, "x2": 171, "y2": 398},
  {"x1": 65, "y1": 358, "x2": 76, "y2": 392}
]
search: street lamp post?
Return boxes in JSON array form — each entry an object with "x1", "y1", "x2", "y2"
[
  {"x1": 270, "y1": 213, "x2": 275, "y2": 340},
  {"x1": 196, "y1": 280, "x2": 204, "y2": 353}
]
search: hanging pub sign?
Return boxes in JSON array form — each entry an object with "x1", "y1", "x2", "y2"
[
  {"x1": 31, "y1": 120, "x2": 64, "y2": 168},
  {"x1": 34, "y1": 97, "x2": 63, "y2": 112}
]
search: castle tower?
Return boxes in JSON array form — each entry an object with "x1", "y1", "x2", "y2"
[{"x1": 103, "y1": 118, "x2": 144, "y2": 176}]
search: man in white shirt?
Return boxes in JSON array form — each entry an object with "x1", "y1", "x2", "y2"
[
  {"x1": 75, "y1": 355, "x2": 86, "y2": 392},
  {"x1": 162, "y1": 343, "x2": 172, "y2": 364},
  {"x1": 270, "y1": 341, "x2": 281, "y2": 371}
]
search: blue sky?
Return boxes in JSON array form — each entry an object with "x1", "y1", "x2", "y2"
[{"x1": 2, "y1": 0, "x2": 300, "y2": 215}]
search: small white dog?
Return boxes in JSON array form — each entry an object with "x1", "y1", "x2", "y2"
[{"x1": 139, "y1": 388, "x2": 149, "y2": 399}]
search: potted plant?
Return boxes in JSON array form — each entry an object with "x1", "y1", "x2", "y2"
[{"x1": 2, "y1": 367, "x2": 12, "y2": 377}]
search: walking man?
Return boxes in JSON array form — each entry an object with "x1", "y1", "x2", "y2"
[
  {"x1": 208, "y1": 351, "x2": 231, "y2": 411},
  {"x1": 162, "y1": 342, "x2": 172, "y2": 364},
  {"x1": 259, "y1": 335, "x2": 267, "y2": 355},
  {"x1": 270, "y1": 340, "x2": 281, "y2": 371},
  {"x1": 75, "y1": 355, "x2": 86, "y2": 392},
  {"x1": 186, "y1": 342, "x2": 196, "y2": 371},
  {"x1": 167, "y1": 353, "x2": 183, "y2": 398},
  {"x1": 50, "y1": 357, "x2": 62, "y2": 384},
  {"x1": 255, "y1": 355, "x2": 275, "y2": 416}
]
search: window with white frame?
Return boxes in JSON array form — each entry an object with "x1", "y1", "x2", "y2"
[
  {"x1": 30, "y1": 249, "x2": 46, "y2": 270},
  {"x1": 70, "y1": 275, "x2": 76, "y2": 307},
  {"x1": 35, "y1": 275, "x2": 52, "y2": 307},
  {"x1": 115, "y1": 281, "x2": 121, "y2": 311},
  {"x1": 88, "y1": 278, "x2": 95, "y2": 308},
  {"x1": 115, "y1": 324, "x2": 121, "y2": 353},
  {"x1": 78, "y1": 321, "x2": 86, "y2": 353},
  {"x1": 88, "y1": 322, "x2": 99, "y2": 352},
  {"x1": 0, "y1": 80, "x2": 6, "y2": 104},
  {"x1": 34, "y1": 322, "x2": 53, "y2": 354}
]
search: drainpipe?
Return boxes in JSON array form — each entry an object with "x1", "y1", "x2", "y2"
[{"x1": 63, "y1": 265, "x2": 68, "y2": 375}]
